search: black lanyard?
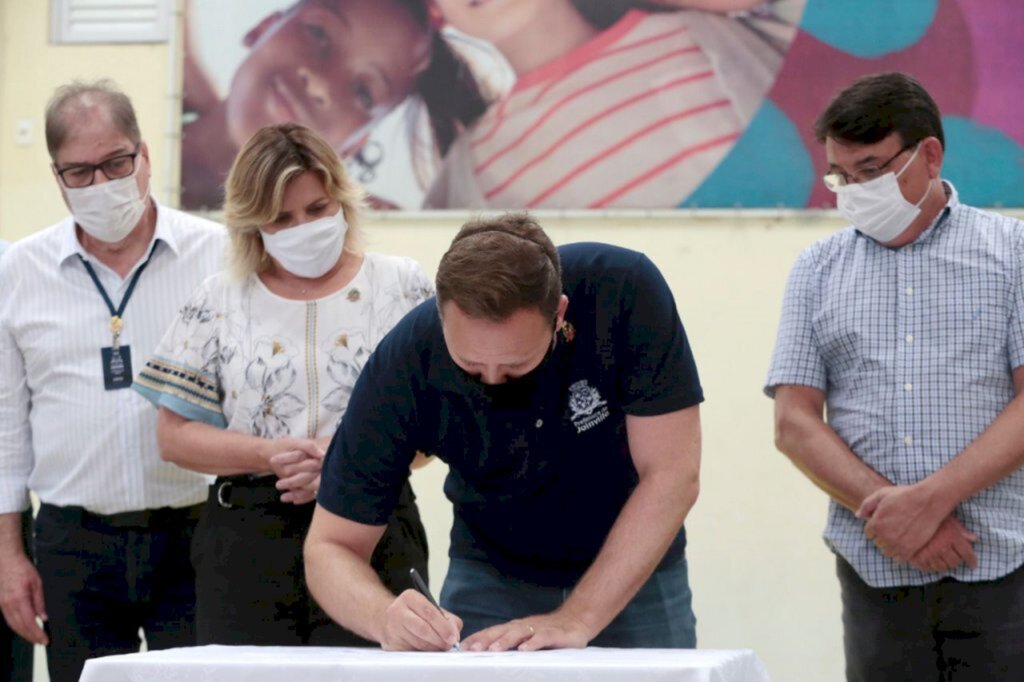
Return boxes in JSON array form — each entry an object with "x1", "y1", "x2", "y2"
[{"x1": 78, "y1": 246, "x2": 156, "y2": 343}]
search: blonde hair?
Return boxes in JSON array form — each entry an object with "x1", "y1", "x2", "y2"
[{"x1": 223, "y1": 122, "x2": 366, "y2": 277}]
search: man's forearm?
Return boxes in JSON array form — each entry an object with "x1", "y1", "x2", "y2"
[
  {"x1": 775, "y1": 391, "x2": 892, "y2": 511},
  {"x1": 921, "y1": 391, "x2": 1024, "y2": 514},
  {"x1": 557, "y1": 469, "x2": 697, "y2": 638},
  {"x1": 304, "y1": 523, "x2": 395, "y2": 643},
  {"x1": 0, "y1": 511, "x2": 30, "y2": 561}
]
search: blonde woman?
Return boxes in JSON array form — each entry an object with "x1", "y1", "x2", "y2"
[{"x1": 135, "y1": 122, "x2": 432, "y2": 645}]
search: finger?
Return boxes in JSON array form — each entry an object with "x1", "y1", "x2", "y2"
[
  {"x1": 463, "y1": 623, "x2": 507, "y2": 652},
  {"x1": 863, "y1": 517, "x2": 879, "y2": 541},
  {"x1": 294, "y1": 440, "x2": 326, "y2": 458},
  {"x1": 7, "y1": 600, "x2": 47, "y2": 645},
  {"x1": 392, "y1": 594, "x2": 456, "y2": 650},
  {"x1": 269, "y1": 450, "x2": 306, "y2": 467},
  {"x1": 276, "y1": 471, "x2": 319, "y2": 491},
  {"x1": 515, "y1": 622, "x2": 542, "y2": 651},
  {"x1": 29, "y1": 583, "x2": 49, "y2": 644},
  {"x1": 30, "y1": 580, "x2": 48, "y2": 623},
  {"x1": 951, "y1": 538, "x2": 978, "y2": 569},
  {"x1": 939, "y1": 549, "x2": 961, "y2": 571},
  {"x1": 275, "y1": 457, "x2": 324, "y2": 479},
  {"x1": 416, "y1": 601, "x2": 461, "y2": 649},
  {"x1": 487, "y1": 624, "x2": 531, "y2": 652},
  {"x1": 855, "y1": 494, "x2": 881, "y2": 520}
]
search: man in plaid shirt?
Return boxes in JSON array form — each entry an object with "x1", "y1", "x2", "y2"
[{"x1": 766, "y1": 72, "x2": 1024, "y2": 680}]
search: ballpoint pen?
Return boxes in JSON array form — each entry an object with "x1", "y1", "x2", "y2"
[{"x1": 409, "y1": 567, "x2": 461, "y2": 651}]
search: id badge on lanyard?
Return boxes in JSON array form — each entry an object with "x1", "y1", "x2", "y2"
[{"x1": 79, "y1": 249, "x2": 154, "y2": 391}]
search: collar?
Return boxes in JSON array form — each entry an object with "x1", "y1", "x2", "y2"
[
  {"x1": 905, "y1": 179, "x2": 957, "y2": 247},
  {"x1": 57, "y1": 198, "x2": 178, "y2": 267}
]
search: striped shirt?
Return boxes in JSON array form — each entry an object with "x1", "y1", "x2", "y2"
[
  {"x1": 765, "y1": 184, "x2": 1024, "y2": 587},
  {"x1": 428, "y1": 10, "x2": 759, "y2": 209},
  {"x1": 0, "y1": 204, "x2": 225, "y2": 515}
]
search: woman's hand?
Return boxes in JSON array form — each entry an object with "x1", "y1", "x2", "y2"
[{"x1": 266, "y1": 440, "x2": 325, "y2": 504}]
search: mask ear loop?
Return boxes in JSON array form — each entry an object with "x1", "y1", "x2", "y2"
[{"x1": 895, "y1": 144, "x2": 930, "y2": 209}]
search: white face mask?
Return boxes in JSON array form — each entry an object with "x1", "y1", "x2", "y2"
[
  {"x1": 835, "y1": 145, "x2": 928, "y2": 243},
  {"x1": 260, "y1": 209, "x2": 347, "y2": 279},
  {"x1": 65, "y1": 165, "x2": 149, "y2": 243}
]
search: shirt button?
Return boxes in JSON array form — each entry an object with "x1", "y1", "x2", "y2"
[
  {"x1": 535, "y1": 419, "x2": 543, "y2": 428},
  {"x1": 905, "y1": 334, "x2": 914, "y2": 343},
  {"x1": 904, "y1": 383, "x2": 913, "y2": 392},
  {"x1": 904, "y1": 436, "x2": 913, "y2": 445},
  {"x1": 905, "y1": 287, "x2": 914, "y2": 296}
]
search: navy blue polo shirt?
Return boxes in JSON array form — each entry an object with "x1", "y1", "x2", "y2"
[{"x1": 318, "y1": 243, "x2": 703, "y2": 587}]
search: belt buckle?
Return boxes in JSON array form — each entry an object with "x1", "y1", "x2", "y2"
[{"x1": 216, "y1": 480, "x2": 235, "y2": 509}]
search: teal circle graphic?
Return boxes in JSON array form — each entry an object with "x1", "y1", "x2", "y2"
[
  {"x1": 799, "y1": 0, "x2": 938, "y2": 58},
  {"x1": 682, "y1": 100, "x2": 813, "y2": 208},
  {"x1": 942, "y1": 116, "x2": 1024, "y2": 208}
]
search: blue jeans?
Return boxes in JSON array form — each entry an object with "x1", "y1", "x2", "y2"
[{"x1": 440, "y1": 556, "x2": 696, "y2": 648}]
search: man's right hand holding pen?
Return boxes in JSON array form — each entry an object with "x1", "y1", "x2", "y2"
[{"x1": 380, "y1": 568, "x2": 462, "y2": 651}]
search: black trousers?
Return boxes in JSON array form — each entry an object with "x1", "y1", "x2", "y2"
[
  {"x1": 34, "y1": 503, "x2": 200, "y2": 682},
  {"x1": 193, "y1": 476, "x2": 428, "y2": 645},
  {"x1": 0, "y1": 510, "x2": 33, "y2": 682},
  {"x1": 837, "y1": 555, "x2": 1024, "y2": 681}
]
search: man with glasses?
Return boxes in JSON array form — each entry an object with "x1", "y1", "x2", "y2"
[
  {"x1": 766, "y1": 71, "x2": 1024, "y2": 680},
  {"x1": 0, "y1": 80, "x2": 224, "y2": 682}
]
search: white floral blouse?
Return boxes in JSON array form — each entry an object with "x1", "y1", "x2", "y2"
[{"x1": 135, "y1": 253, "x2": 434, "y2": 438}]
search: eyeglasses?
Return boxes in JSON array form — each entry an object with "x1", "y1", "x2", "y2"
[
  {"x1": 822, "y1": 142, "x2": 916, "y2": 191},
  {"x1": 56, "y1": 145, "x2": 141, "y2": 188}
]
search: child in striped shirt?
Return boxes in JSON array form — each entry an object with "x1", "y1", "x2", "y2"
[{"x1": 424, "y1": 0, "x2": 795, "y2": 209}]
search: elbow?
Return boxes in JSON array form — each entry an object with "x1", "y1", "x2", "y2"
[
  {"x1": 773, "y1": 408, "x2": 804, "y2": 458},
  {"x1": 677, "y1": 466, "x2": 700, "y2": 518},
  {"x1": 685, "y1": 478, "x2": 700, "y2": 515},
  {"x1": 156, "y1": 438, "x2": 181, "y2": 465},
  {"x1": 155, "y1": 415, "x2": 184, "y2": 465}
]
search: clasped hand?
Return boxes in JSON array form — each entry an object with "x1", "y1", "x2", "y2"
[
  {"x1": 265, "y1": 437, "x2": 329, "y2": 504},
  {"x1": 857, "y1": 484, "x2": 977, "y2": 571}
]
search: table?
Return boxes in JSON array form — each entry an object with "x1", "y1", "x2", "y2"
[{"x1": 79, "y1": 645, "x2": 772, "y2": 682}]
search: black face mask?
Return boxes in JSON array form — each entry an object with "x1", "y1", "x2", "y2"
[{"x1": 468, "y1": 337, "x2": 556, "y2": 410}]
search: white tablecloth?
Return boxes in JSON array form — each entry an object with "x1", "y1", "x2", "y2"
[{"x1": 79, "y1": 645, "x2": 773, "y2": 682}]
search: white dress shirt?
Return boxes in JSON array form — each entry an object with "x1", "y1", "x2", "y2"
[{"x1": 0, "y1": 203, "x2": 225, "y2": 514}]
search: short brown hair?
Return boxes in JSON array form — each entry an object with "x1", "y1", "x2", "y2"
[
  {"x1": 436, "y1": 213, "x2": 561, "y2": 321},
  {"x1": 814, "y1": 72, "x2": 944, "y2": 149},
  {"x1": 45, "y1": 79, "x2": 141, "y2": 160},
  {"x1": 223, "y1": 122, "x2": 365, "y2": 277}
]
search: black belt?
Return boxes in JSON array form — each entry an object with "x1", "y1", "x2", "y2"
[
  {"x1": 213, "y1": 475, "x2": 283, "y2": 509},
  {"x1": 39, "y1": 502, "x2": 202, "y2": 529}
]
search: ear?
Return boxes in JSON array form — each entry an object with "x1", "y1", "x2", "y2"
[
  {"x1": 427, "y1": 0, "x2": 446, "y2": 29},
  {"x1": 555, "y1": 294, "x2": 569, "y2": 328},
  {"x1": 922, "y1": 136, "x2": 944, "y2": 179},
  {"x1": 243, "y1": 11, "x2": 284, "y2": 48}
]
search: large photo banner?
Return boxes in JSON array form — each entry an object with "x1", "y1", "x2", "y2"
[{"x1": 182, "y1": 0, "x2": 1024, "y2": 211}]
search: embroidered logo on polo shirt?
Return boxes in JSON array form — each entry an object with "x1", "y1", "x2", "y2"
[{"x1": 568, "y1": 380, "x2": 609, "y2": 434}]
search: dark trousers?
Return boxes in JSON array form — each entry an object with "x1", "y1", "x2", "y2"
[
  {"x1": 192, "y1": 476, "x2": 428, "y2": 645},
  {"x1": 0, "y1": 510, "x2": 33, "y2": 682},
  {"x1": 34, "y1": 503, "x2": 200, "y2": 682},
  {"x1": 837, "y1": 556, "x2": 1024, "y2": 681}
]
